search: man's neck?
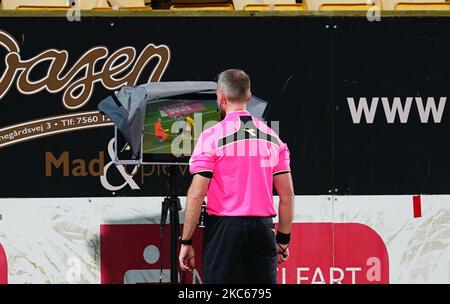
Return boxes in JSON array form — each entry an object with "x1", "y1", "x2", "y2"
[{"x1": 226, "y1": 106, "x2": 247, "y2": 115}]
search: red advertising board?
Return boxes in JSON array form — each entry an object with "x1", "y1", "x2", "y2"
[
  {"x1": 0, "y1": 243, "x2": 7, "y2": 284},
  {"x1": 100, "y1": 223, "x2": 388, "y2": 284}
]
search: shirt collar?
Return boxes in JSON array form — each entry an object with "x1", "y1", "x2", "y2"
[{"x1": 225, "y1": 110, "x2": 250, "y2": 118}]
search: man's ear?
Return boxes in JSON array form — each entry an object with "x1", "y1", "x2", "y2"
[{"x1": 219, "y1": 92, "x2": 227, "y2": 106}]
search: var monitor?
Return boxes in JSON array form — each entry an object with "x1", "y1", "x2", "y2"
[{"x1": 115, "y1": 94, "x2": 221, "y2": 165}]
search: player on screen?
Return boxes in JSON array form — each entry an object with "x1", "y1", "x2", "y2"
[
  {"x1": 174, "y1": 115, "x2": 193, "y2": 141},
  {"x1": 154, "y1": 118, "x2": 169, "y2": 143},
  {"x1": 176, "y1": 115, "x2": 186, "y2": 135},
  {"x1": 182, "y1": 117, "x2": 193, "y2": 141},
  {"x1": 185, "y1": 115, "x2": 194, "y2": 128}
]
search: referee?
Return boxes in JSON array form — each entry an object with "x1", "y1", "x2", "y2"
[{"x1": 179, "y1": 69, "x2": 294, "y2": 284}]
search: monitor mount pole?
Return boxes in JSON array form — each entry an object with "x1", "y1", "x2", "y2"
[{"x1": 160, "y1": 165, "x2": 182, "y2": 284}]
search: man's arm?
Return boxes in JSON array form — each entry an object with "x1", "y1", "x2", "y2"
[
  {"x1": 180, "y1": 129, "x2": 214, "y2": 271},
  {"x1": 273, "y1": 172, "x2": 294, "y2": 263},
  {"x1": 274, "y1": 172, "x2": 294, "y2": 235},
  {"x1": 182, "y1": 174, "x2": 211, "y2": 240},
  {"x1": 179, "y1": 174, "x2": 210, "y2": 272}
]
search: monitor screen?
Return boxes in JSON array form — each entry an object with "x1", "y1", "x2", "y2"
[{"x1": 141, "y1": 95, "x2": 221, "y2": 164}]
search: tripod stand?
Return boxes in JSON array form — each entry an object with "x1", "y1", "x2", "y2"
[{"x1": 160, "y1": 165, "x2": 182, "y2": 284}]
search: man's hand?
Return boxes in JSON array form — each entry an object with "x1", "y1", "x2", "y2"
[
  {"x1": 179, "y1": 245, "x2": 195, "y2": 272},
  {"x1": 276, "y1": 244, "x2": 289, "y2": 264}
]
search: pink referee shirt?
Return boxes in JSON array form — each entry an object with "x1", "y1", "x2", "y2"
[{"x1": 189, "y1": 110, "x2": 291, "y2": 217}]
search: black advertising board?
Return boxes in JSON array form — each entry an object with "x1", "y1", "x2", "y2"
[
  {"x1": 332, "y1": 17, "x2": 450, "y2": 195},
  {"x1": 0, "y1": 16, "x2": 448, "y2": 197}
]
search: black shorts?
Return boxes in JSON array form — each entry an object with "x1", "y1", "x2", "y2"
[{"x1": 203, "y1": 215, "x2": 277, "y2": 284}]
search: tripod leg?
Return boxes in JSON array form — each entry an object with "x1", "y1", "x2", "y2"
[
  {"x1": 160, "y1": 198, "x2": 169, "y2": 238},
  {"x1": 169, "y1": 198, "x2": 180, "y2": 283}
]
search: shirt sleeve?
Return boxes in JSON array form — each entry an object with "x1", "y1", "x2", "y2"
[
  {"x1": 189, "y1": 131, "x2": 215, "y2": 177},
  {"x1": 273, "y1": 141, "x2": 291, "y2": 176}
]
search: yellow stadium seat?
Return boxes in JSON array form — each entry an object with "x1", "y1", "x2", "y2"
[
  {"x1": 1, "y1": 0, "x2": 71, "y2": 9},
  {"x1": 382, "y1": 0, "x2": 446, "y2": 10},
  {"x1": 244, "y1": 3, "x2": 305, "y2": 10},
  {"x1": 77, "y1": 0, "x2": 111, "y2": 10},
  {"x1": 117, "y1": 6, "x2": 152, "y2": 9},
  {"x1": 395, "y1": 2, "x2": 450, "y2": 9},
  {"x1": 109, "y1": 0, "x2": 145, "y2": 5},
  {"x1": 304, "y1": 0, "x2": 378, "y2": 10},
  {"x1": 108, "y1": 0, "x2": 150, "y2": 8},
  {"x1": 16, "y1": 6, "x2": 71, "y2": 10},
  {"x1": 320, "y1": 3, "x2": 380, "y2": 9},
  {"x1": 169, "y1": 3, "x2": 234, "y2": 9},
  {"x1": 233, "y1": 0, "x2": 296, "y2": 10}
]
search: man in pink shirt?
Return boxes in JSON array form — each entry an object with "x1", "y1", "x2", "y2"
[{"x1": 179, "y1": 69, "x2": 294, "y2": 284}]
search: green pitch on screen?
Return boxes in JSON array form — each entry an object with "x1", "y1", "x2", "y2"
[{"x1": 143, "y1": 100, "x2": 220, "y2": 155}]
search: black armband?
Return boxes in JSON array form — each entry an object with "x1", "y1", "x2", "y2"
[
  {"x1": 194, "y1": 171, "x2": 213, "y2": 178},
  {"x1": 276, "y1": 232, "x2": 291, "y2": 245},
  {"x1": 273, "y1": 170, "x2": 290, "y2": 176}
]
